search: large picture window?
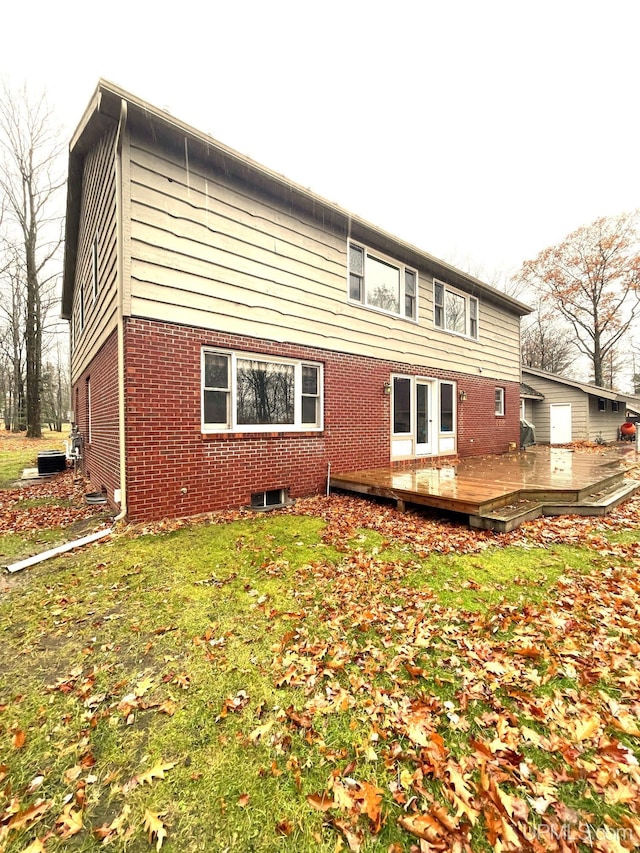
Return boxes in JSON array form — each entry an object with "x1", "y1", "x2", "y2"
[
  {"x1": 349, "y1": 243, "x2": 417, "y2": 320},
  {"x1": 434, "y1": 280, "x2": 478, "y2": 338},
  {"x1": 202, "y1": 350, "x2": 322, "y2": 432}
]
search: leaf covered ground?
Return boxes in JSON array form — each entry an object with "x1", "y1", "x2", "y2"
[{"x1": 1, "y1": 468, "x2": 640, "y2": 851}]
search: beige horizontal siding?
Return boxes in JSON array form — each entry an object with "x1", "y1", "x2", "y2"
[
  {"x1": 71, "y1": 126, "x2": 119, "y2": 382},
  {"x1": 126, "y1": 133, "x2": 522, "y2": 381}
]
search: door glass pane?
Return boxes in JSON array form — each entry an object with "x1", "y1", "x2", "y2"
[
  {"x1": 440, "y1": 383, "x2": 454, "y2": 432},
  {"x1": 416, "y1": 384, "x2": 428, "y2": 445},
  {"x1": 393, "y1": 377, "x2": 411, "y2": 433}
]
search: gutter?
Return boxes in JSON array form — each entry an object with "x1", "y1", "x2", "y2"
[{"x1": 114, "y1": 99, "x2": 128, "y2": 523}]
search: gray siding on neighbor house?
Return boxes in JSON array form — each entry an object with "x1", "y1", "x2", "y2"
[
  {"x1": 524, "y1": 374, "x2": 588, "y2": 443},
  {"x1": 523, "y1": 370, "x2": 629, "y2": 443},
  {"x1": 124, "y1": 126, "x2": 523, "y2": 382},
  {"x1": 588, "y1": 396, "x2": 625, "y2": 442}
]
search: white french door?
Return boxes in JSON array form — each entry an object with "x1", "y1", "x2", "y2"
[
  {"x1": 391, "y1": 376, "x2": 453, "y2": 459},
  {"x1": 415, "y1": 380, "x2": 433, "y2": 455}
]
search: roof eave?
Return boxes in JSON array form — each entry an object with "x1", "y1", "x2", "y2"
[
  {"x1": 522, "y1": 367, "x2": 631, "y2": 402},
  {"x1": 74, "y1": 79, "x2": 532, "y2": 319}
]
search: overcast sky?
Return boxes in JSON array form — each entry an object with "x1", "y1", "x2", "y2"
[{"x1": 2, "y1": 0, "x2": 639, "y2": 289}]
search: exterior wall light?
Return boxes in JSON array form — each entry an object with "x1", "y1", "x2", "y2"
[
  {"x1": 459, "y1": 390, "x2": 468, "y2": 402},
  {"x1": 383, "y1": 381, "x2": 392, "y2": 395}
]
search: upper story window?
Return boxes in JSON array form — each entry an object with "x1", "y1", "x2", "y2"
[
  {"x1": 349, "y1": 243, "x2": 417, "y2": 320},
  {"x1": 202, "y1": 349, "x2": 323, "y2": 433},
  {"x1": 434, "y1": 280, "x2": 479, "y2": 339}
]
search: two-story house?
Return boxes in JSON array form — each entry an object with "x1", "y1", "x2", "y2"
[{"x1": 62, "y1": 81, "x2": 531, "y2": 522}]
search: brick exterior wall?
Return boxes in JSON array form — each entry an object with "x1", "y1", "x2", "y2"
[
  {"x1": 456, "y1": 374, "x2": 521, "y2": 457},
  {"x1": 72, "y1": 330, "x2": 120, "y2": 501},
  {"x1": 122, "y1": 318, "x2": 520, "y2": 522}
]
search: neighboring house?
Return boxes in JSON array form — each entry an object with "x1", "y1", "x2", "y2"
[
  {"x1": 61, "y1": 80, "x2": 531, "y2": 522},
  {"x1": 521, "y1": 367, "x2": 633, "y2": 443}
]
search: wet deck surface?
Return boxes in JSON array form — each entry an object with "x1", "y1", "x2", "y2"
[{"x1": 330, "y1": 446, "x2": 640, "y2": 516}]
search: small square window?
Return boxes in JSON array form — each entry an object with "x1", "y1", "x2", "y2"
[{"x1": 250, "y1": 488, "x2": 286, "y2": 509}]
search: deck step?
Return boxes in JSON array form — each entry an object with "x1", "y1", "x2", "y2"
[
  {"x1": 470, "y1": 480, "x2": 640, "y2": 531},
  {"x1": 543, "y1": 478, "x2": 640, "y2": 517},
  {"x1": 469, "y1": 500, "x2": 543, "y2": 533}
]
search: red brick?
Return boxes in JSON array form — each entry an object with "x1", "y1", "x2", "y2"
[{"x1": 73, "y1": 319, "x2": 520, "y2": 521}]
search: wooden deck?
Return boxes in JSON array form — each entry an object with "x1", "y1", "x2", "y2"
[{"x1": 330, "y1": 446, "x2": 640, "y2": 532}]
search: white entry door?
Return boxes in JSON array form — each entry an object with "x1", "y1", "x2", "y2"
[
  {"x1": 550, "y1": 403, "x2": 572, "y2": 444},
  {"x1": 415, "y1": 380, "x2": 433, "y2": 455}
]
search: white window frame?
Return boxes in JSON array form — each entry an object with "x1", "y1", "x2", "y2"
[
  {"x1": 348, "y1": 242, "x2": 418, "y2": 321},
  {"x1": 495, "y1": 387, "x2": 505, "y2": 417},
  {"x1": 433, "y1": 279, "x2": 479, "y2": 339},
  {"x1": 202, "y1": 349, "x2": 324, "y2": 433}
]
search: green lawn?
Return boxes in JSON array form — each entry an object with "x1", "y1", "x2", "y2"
[
  {"x1": 0, "y1": 428, "x2": 69, "y2": 489},
  {"x1": 1, "y1": 446, "x2": 640, "y2": 851}
]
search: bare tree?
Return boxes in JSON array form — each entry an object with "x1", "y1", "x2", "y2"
[
  {"x1": 515, "y1": 211, "x2": 640, "y2": 387},
  {"x1": 41, "y1": 349, "x2": 69, "y2": 432},
  {"x1": 0, "y1": 253, "x2": 27, "y2": 429},
  {"x1": 0, "y1": 81, "x2": 65, "y2": 437},
  {"x1": 438, "y1": 249, "x2": 527, "y2": 299},
  {"x1": 520, "y1": 297, "x2": 575, "y2": 376}
]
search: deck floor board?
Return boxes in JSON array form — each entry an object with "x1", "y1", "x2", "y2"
[{"x1": 330, "y1": 446, "x2": 639, "y2": 522}]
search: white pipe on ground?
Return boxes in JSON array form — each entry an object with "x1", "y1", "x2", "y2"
[{"x1": 5, "y1": 528, "x2": 113, "y2": 574}]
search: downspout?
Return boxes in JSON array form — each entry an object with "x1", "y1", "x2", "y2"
[{"x1": 114, "y1": 99, "x2": 128, "y2": 523}]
